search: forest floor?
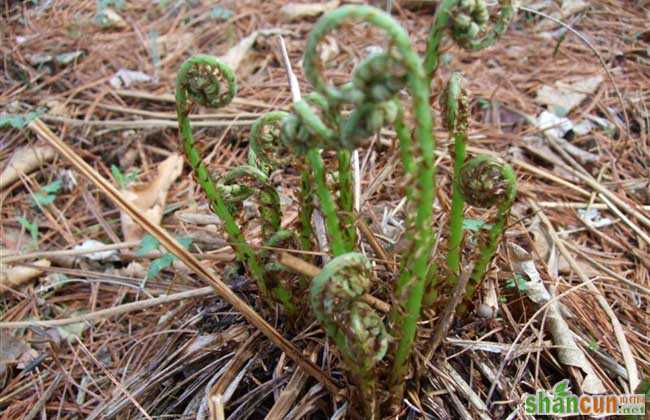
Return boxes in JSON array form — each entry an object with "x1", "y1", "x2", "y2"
[{"x1": 0, "y1": 0, "x2": 648, "y2": 418}]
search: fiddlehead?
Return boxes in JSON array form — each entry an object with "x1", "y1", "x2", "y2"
[
  {"x1": 286, "y1": 5, "x2": 436, "y2": 406},
  {"x1": 176, "y1": 55, "x2": 261, "y2": 282},
  {"x1": 218, "y1": 165, "x2": 282, "y2": 243},
  {"x1": 281, "y1": 92, "x2": 337, "y2": 154},
  {"x1": 176, "y1": 55, "x2": 236, "y2": 113},
  {"x1": 248, "y1": 111, "x2": 316, "y2": 253},
  {"x1": 310, "y1": 252, "x2": 389, "y2": 419},
  {"x1": 218, "y1": 165, "x2": 299, "y2": 316},
  {"x1": 248, "y1": 111, "x2": 292, "y2": 174},
  {"x1": 458, "y1": 155, "x2": 516, "y2": 305},
  {"x1": 424, "y1": 0, "x2": 515, "y2": 79},
  {"x1": 176, "y1": 56, "x2": 294, "y2": 315}
]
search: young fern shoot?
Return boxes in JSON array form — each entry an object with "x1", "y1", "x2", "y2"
[
  {"x1": 425, "y1": 0, "x2": 515, "y2": 79},
  {"x1": 176, "y1": 56, "x2": 296, "y2": 316},
  {"x1": 423, "y1": 72, "x2": 470, "y2": 308},
  {"x1": 310, "y1": 253, "x2": 389, "y2": 419},
  {"x1": 217, "y1": 164, "x2": 298, "y2": 315},
  {"x1": 458, "y1": 155, "x2": 517, "y2": 305},
  {"x1": 282, "y1": 92, "x2": 351, "y2": 256},
  {"x1": 175, "y1": 1, "x2": 519, "y2": 416},
  {"x1": 247, "y1": 111, "x2": 316, "y2": 254},
  {"x1": 421, "y1": 0, "x2": 516, "y2": 312}
]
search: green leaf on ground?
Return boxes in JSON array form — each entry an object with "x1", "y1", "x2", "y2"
[
  {"x1": 136, "y1": 234, "x2": 160, "y2": 256},
  {"x1": 147, "y1": 253, "x2": 176, "y2": 279},
  {"x1": 0, "y1": 109, "x2": 45, "y2": 129},
  {"x1": 18, "y1": 217, "x2": 39, "y2": 242},
  {"x1": 505, "y1": 273, "x2": 528, "y2": 292},
  {"x1": 463, "y1": 218, "x2": 493, "y2": 231}
]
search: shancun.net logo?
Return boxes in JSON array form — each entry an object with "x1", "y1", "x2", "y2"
[{"x1": 523, "y1": 380, "x2": 645, "y2": 417}]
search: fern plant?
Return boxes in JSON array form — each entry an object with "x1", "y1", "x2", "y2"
[
  {"x1": 176, "y1": 55, "x2": 298, "y2": 316},
  {"x1": 175, "y1": 1, "x2": 518, "y2": 417}
]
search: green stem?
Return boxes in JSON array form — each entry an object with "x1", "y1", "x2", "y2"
[
  {"x1": 307, "y1": 149, "x2": 348, "y2": 257},
  {"x1": 298, "y1": 169, "x2": 315, "y2": 253},
  {"x1": 261, "y1": 229, "x2": 299, "y2": 315},
  {"x1": 337, "y1": 149, "x2": 356, "y2": 250},
  {"x1": 444, "y1": 73, "x2": 469, "y2": 287},
  {"x1": 424, "y1": 0, "x2": 458, "y2": 79}
]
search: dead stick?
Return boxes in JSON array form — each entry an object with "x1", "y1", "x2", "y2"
[
  {"x1": 355, "y1": 215, "x2": 391, "y2": 264},
  {"x1": 425, "y1": 266, "x2": 472, "y2": 360}
]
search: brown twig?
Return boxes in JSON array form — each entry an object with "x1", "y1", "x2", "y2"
[{"x1": 426, "y1": 266, "x2": 473, "y2": 360}]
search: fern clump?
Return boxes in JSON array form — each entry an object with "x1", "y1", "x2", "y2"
[{"x1": 175, "y1": 1, "x2": 517, "y2": 416}]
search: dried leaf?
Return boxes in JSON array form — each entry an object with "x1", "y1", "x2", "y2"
[
  {"x1": 280, "y1": 0, "x2": 340, "y2": 21},
  {"x1": 0, "y1": 259, "x2": 51, "y2": 294},
  {"x1": 0, "y1": 332, "x2": 38, "y2": 375},
  {"x1": 109, "y1": 69, "x2": 153, "y2": 88},
  {"x1": 72, "y1": 239, "x2": 119, "y2": 261},
  {"x1": 508, "y1": 243, "x2": 551, "y2": 304},
  {"x1": 529, "y1": 215, "x2": 598, "y2": 276},
  {"x1": 536, "y1": 75, "x2": 603, "y2": 115},
  {"x1": 537, "y1": 110, "x2": 574, "y2": 138},
  {"x1": 533, "y1": 111, "x2": 599, "y2": 164},
  {"x1": 319, "y1": 35, "x2": 340, "y2": 64},
  {"x1": 97, "y1": 7, "x2": 127, "y2": 29},
  {"x1": 120, "y1": 154, "x2": 183, "y2": 241},
  {"x1": 218, "y1": 29, "x2": 289, "y2": 77},
  {"x1": 220, "y1": 31, "x2": 261, "y2": 73},
  {"x1": 0, "y1": 145, "x2": 56, "y2": 189},
  {"x1": 175, "y1": 208, "x2": 222, "y2": 226}
]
